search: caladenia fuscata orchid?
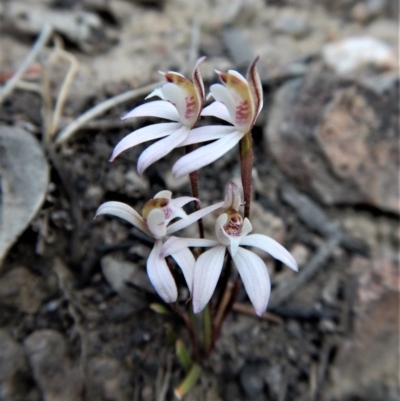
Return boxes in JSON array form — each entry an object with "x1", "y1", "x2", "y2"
[
  {"x1": 161, "y1": 182, "x2": 298, "y2": 317},
  {"x1": 172, "y1": 57, "x2": 262, "y2": 217},
  {"x1": 95, "y1": 57, "x2": 300, "y2": 397},
  {"x1": 95, "y1": 190, "x2": 223, "y2": 303},
  {"x1": 109, "y1": 57, "x2": 206, "y2": 176}
]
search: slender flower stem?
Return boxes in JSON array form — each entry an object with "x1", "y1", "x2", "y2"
[
  {"x1": 239, "y1": 132, "x2": 254, "y2": 219},
  {"x1": 203, "y1": 305, "x2": 212, "y2": 354},
  {"x1": 186, "y1": 144, "x2": 204, "y2": 238}
]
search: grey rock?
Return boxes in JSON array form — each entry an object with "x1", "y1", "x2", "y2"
[
  {"x1": 240, "y1": 362, "x2": 267, "y2": 398},
  {"x1": 273, "y1": 16, "x2": 310, "y2": 38},
  {"x1": 265, "y1": 75, "x2": 399, "y2": 214},
  {"x1": 86, "y1": 357, "x2": 134, "y2": 401},
  {"x1": 23, "y1": 330, "x2": 83, "y2": 401},
  {"x1": 0, "y1": 267, "x2": 53, "y2": 314},
  {"x1": 101, "y1": 255, "x2": 153, "y2": 308},
  {"x1": 0, "y1": 330, "x2": 31, "y2": 401}
]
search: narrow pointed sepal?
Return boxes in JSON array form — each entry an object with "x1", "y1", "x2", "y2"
[
  {"x1": 95, "y1": 201, "x2": 151, "y2": 236},
  {"x1": 239, "y1": 234, "x2": 298, "y2": 272}
]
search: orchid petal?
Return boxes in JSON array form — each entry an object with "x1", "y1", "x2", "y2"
[
  {"x1": 147, "y1": 240, "x2": 177, "y2": 303},
  {"x1": 246, "y1": 56, "x2": 263, "y2": 117},
  {"x1": 241, "y1": 218, "x2": 253, "y2": 237},
  {"x1": 162, "y1": 236, "x2": 219, "y2": 257},
  {"x1": 208, "y1": 84, "x2": 237, "y2": 124},
  {"x1": 166, "y1": 206, "x2": 187, "y2": 222},
  {"x1": 193, "y1": 245, "x2": 226, "y2": 314},
  {"x1": 192, "y1": 56, "x2": 206, "y2": 104},
  {"x1": 201, "y1": 101, "x2": 234, "y2": 124},
  {"x1": 178, "y1": 125, "x2": 236, "y2": 147},
  {"x1": 170, "y1": 196, "x2": 199, "y2": 208},
  {"x1": 154, "y1": 190, "x2": 172, "y2": 199},
  {"x1": 170, "y1": 247, "x2": 195, "y2": 294},
  {"x1": 161, "y1": 83, "x2": 186, "y2": 124},
  {"x1": 172, "y1": 131, "x2": 243, "y2": 178},
  {"x1": 228, "y1": 236, "x2": 242, "y2": 257},
  {"x1": 137, "y1": 125, "x2": 189, "y2": 175},
  {"x1": 145, "y1": 87, "x2": 164, "y2": 100},
  {"x1": 232, "y1": 247, "x2": 271, "y2": 316},
  {"x1": 109, "y1": 123, "x2": 181, "y2": 161},
  {"x1": 147, "y1": 208, "x2": 167, "y2": 239},
  {"x1": 167, "y1": 201, "x2": 224, "y2": 234},
  {"x1": 95, "y1": 201, "x2": 151, "y2": 236},
  {"x1": 121, "y1": 100, "x2": 179, "y2": 121},
  {"x1": 239, "y1": 234, "x2": 298, "y2": 272},
  {"x1": 215, "y1": 213, "x2": 230, "y2": 246}
]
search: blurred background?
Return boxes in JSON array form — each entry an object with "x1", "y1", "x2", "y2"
[{"x1": 0, "y1": 0, "x2": 398, "y2": 400}]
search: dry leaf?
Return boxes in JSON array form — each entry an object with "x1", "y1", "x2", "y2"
[{"x1": 0, "y1": 125, "x2": 49, "y2": 267}]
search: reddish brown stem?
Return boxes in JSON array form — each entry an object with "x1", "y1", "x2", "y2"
[
  {"x1": 239, "y1": 132, "x2": 254, "y2": 218},
  {"x1": 186, "y1": 145, "x2": 204, "y2": 238}
]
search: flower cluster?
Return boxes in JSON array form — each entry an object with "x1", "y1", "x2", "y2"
[{"x1": 95, "y1": 57, "x2": 298, "y2": 316}]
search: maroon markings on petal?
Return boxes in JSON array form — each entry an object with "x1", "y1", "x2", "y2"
[
  {"x1": 246, "y1": 56, "x2": 263, "y2": 124},
  {"x1": 192, "y1": 56, "x2": 206, "y2": 105}
]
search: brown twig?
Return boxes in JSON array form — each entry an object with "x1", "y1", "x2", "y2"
[
  {"x1": 269, "y1": 235, "x2": 341, "y2": 308},
  {"x1": 232, "y1": 302, "x2": 284, "y2": 324}
]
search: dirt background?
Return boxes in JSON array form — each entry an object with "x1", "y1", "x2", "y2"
[{"x1": 0, "y1": 0, "x2": 399, "y2": 400}]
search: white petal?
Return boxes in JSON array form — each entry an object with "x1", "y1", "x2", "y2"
[
  {"x1": 154, "y1": 190, "x2": 172, "y2": 199},
  {"x1": 170, "y1": 196, "x2": 199, "y2": 208},
  {"x1": 161, "y1": 83, "x2": 186, "y2": 124},
  {"x1": 241, "y1": 218, "x2": 253, "y2": 237},
  {"x1": 207, "y1": 85, "x2": 236, "y2": 123},
  {"x1": 145, "y1": 87, "x2": 164, "y2": 100},
  {"x1": 201, "y1": 101, "x2": 234, "y2": 125},
  {"x1": 178, "y1": 125, "x2": 236, "y2": 147},
  {"x1": 167, "y1": 201, "x2": 224, "y2": 234},
  {"x1": 95, "y1": 201, "x2": 151, "y2": 236},
  {"x1": 147, "y1": 240, "x2": 177, "y2": 303},
  {"x1": 146, "y1": 208, "x2": 167, "y2": 239},
  {"x1": 109, "y1": 123, "x2": 181, "y2": 161},
  {"x1": 228, "y1": 236, "x2": 242, "y2": 257},
  {"x1": 172, "y1": 131, "x2": 243, "y2": 178},
  {"x1": 232, "y1": 247, "x2": 271, "y2": 316},
  {"x1": 137, "y1": 125, "x2": 189, "y2": 175},
  {"x1": 170, "y1": 247, "x2": 195, "y2": 293},
  {"x1": 165, "y1": 206, "x2": 187, "y2": 223},
  {"x1": 193, "y1": 245, "x2": 226, "y2": 314},
  {"x1": 239, "y1": 234, "x2": 298, "y2": 272},
  {"x1": 122, "y1": 100, "x2": 180, "y2": 121},
  {"x1": 162, "y1": 236, "x2": 219, "y2": 257}
]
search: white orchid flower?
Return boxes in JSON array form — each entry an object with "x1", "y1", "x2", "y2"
[
  {"x1": 161, "y1": 208, "x2": 298, "y2": 316},
  {"x1": 95, "y1": 190, "x2": 223, "y2": 304},
  {"x1": 109, "y1": 57, "x2": 206, "y2": 175},
  {"x1": 172, "y1": 57, "x2": 263, "y2": 178}
]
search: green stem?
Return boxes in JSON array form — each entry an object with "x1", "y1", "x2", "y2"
[{"x1": 174, "y1": 364, "x2": 201, "y2": 400}]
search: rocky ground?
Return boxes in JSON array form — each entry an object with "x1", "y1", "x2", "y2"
[{"x1": 0, "y1": 0, "x2": 399, "y2": 400}]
